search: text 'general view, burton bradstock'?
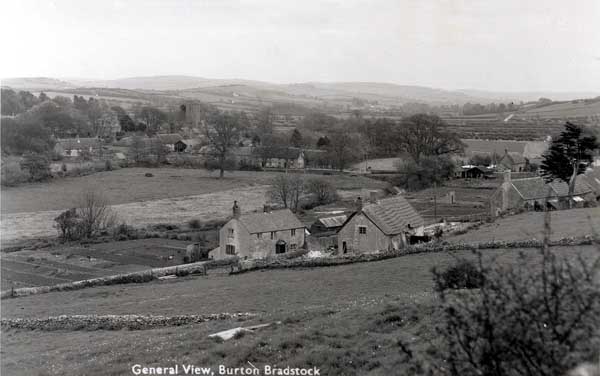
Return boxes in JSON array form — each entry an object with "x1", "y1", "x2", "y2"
[{"x1": 1, "y1": 1, "x2": 600, "y2": 375}]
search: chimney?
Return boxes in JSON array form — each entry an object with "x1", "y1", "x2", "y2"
[
  {"x1": 503, "y1": 170, "x2": 511, "y2": 184},
  {"x1": 263, "y1": 204, "x2": 271, "y2": 213},
  {"x1": 369, "y1": 190, "x2": 378, "y2": 204},
  {"x1": 356, "y1": 196, "x2": 363, "y2": 210},
  {"x1": 232, "y1": 201, "x2": 241, "y2": 219}
]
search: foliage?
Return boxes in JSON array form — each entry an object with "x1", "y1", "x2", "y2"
[
  {"x1": 20, "y1": 153, "x2": 52, "y2": 182},
  {"x1": 326, "y1": 127, "x2": 360, "y2": 171},
  {"x1": 410, "y1": 213, "x2": 600, "y2": 376},
  {"x1": 306, "y1": 177, "x2": 338, "y2": 205},
  {"x1": 540, "y1": 122, "x2": 598, "y2": 183},
  {"x1": 468, "y1": 154, "x2": 492, "y2": 166},
  {"x1": 433, "y1": 259, "x2": 485, "y2": 291},
  {"x1": 290, "y1": 128, "x2": 303, "y2": 147},
  {"x1": 1, "y1": 117, "x2": 56, "y2": 155},
  {"x1": 136, "y1": 106, "x2": 167, "y2": 135},
  {"x1": 204, "y1": 111, "x2": 244, "y2": 178},
  {"x1": 398, "y1": 114, "x2": 465, "y2": 162},
  {"x1": 0, "y1": 161, "x2": 29, "y2": 187},
  {"x1": 76, "y1": 189, "x2": 116, "y2": 239},
  {"x1": 1, "y1": 88, "x2": 41, "y2": 115},
  {"x1": 396, "y1": 155, "x2": 456, "y2": 190}
]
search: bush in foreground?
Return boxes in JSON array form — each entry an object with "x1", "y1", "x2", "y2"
[
  {"x1": 407, "y1": 234, "x2": 600, "y2": 375},
  {"x1": 432, "y1": 259, "x2": 484, "y2": 291}
]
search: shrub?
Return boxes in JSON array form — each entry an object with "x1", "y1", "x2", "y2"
[
  {"x1": 433, "y1": 259, "x2": 484, "y2": 291},
  {"x1": 1, "y1": 161, "x2": 29, "y2": 186},
  {"x1": 20, "y1": 153, "x2": 52, "y2": 182},
  {"x1": 409, "y1": 217, "x2": 600, "y2": 376},
  {"x1": 104, "y1": 159, "x2": 113, "y2": 171},
  {"x1": 188, "y1": 219, "x2": 202, "y2": 229}
]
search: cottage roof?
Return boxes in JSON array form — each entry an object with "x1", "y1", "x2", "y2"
[
  {"x1": 499, "y1": 152, "x2": 526, "y2": 165},
  {"x1": 238, "y1": 209, "x2": 304, "y2": 234},
  {"x1": 582, "y1": 168, "x2": 600, "y2": 195},
  {"x1": 317, "y1": 215, "x2": 348, "y2": 228},
  {"x1": 157, "y1": 133, "x2": 183, "y2": 144},
  {"x1": 510, "y1": 177, "x2": 554, "y2": 200},
  {"x1": 361, "y1": 195, "x2": 424, "y2": 235},
  {"x1": 463, "y1": 139, "x2": 526, "y2": 156},
  {"x1": 548, "y1": 178, "x2": 593, "y2": 197},
  {"x1": 253, "y1": 146, "x2": 302, "y2": 160},
  {"x1": 56, "y1": 137, "x2": 100, "y2": 150}
]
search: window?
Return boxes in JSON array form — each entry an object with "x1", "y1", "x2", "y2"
[
  {"x1": 291, "y1": 229, "x2": 296, "y2": 236},
  {"x1": 228, "y1": 228, "x2": 234, "y2": 237},
  {"x1": 271, "y1": 231, "x2": 275, "y2": 240},
  {"x1": 225, "y1": 244, "x2": 236, "y2": 255},
  {"x1": 290, "y1": 244, "x2": 297, "y2": 251},
  {"x1": 359, "y1": 226, "x2": 367, "y2": 235},
  {"x1": 257, "y1": 233, "x2": 262, "y2": 239}
]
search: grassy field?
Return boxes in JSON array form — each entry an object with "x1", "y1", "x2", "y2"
[
  {"x1": 0, "y1": 238, "x2": 196, "y2": 290},
  {"x1": 0, "y1": 168, "x2": 387, "y2": 244},
  {"x1": 2, "y1": 244, "x2": 598, "y2": 375},
  {"x1": 447, "y1": 207, "x2": 600, "y2": 242}
]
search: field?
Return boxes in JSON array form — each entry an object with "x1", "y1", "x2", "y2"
[
  {"x1": 447, "y1": 207, "x2": 600, "y2": 242},
  {"x1": 0, "y1": 238, "x2": 202, "y2": 290},
  {"x1": 2, "y1": 244, "x2": 598, "y2": 375},
  {"x1": 1, "y1": 168, "x2": 387, "y2": 244}
]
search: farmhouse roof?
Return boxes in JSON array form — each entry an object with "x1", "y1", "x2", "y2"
[
  {"x1": 500, "y1": 151, "x2": 526, "y2": 166},
  {"x1": 238, "y1": 209, "x2": 304, "y2": 234},
  {"x1": 317, "y1": 215, "x2": 348, "y2": 228},
  {"x1": 361, "y1": 195, "x2": 424, "y2": 235},
  {"x1": 511, "y1": 177, "x2": 555, "y2": 200},
  {"x1": 157, "y1": 133, "x2": 183, "y2": 144},
  {"x1": 463, "y1": 139, "x2": 526, "y2": 156},
  {"x1": 581, "y1": 168, "x2": 600, "y2": 195},
  {"x1": 548, "y1": 178, "x2": 593, "y2": 197},
  {"x1": 56, "y1": 137, "x2": 100, "y2": 150},
  {"x1": 253, "y1": 146, "x2": 302, "y2": 160}
]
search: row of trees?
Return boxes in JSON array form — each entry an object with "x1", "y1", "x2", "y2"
[{"x1": 268, "y1": 175, "x2": 338, "y2": 212}]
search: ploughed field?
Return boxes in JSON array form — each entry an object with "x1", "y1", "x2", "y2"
[
  {"x1": 0, "y1": 168, "x2": 386, "y2": 244},
  {"x1": 2, "y1": 245, "x2": 598, "y2": 375}
]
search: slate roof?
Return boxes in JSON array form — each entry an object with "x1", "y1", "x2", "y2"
[
  {"x1": 511, "y1": 177, "x2": 555, "y2": 200},
  {"x1": 549, "y1": 178, "x2": 594, "y2": 196},
  {"x1": 510, "y1": 176, "x2": 593, "y2": 200},
  {"x1": 157, "y1": 133, "x2": 183, "y2": 145},
  {"x1": 238, "y1": 209, "x2": 304, "y2": 234},
  {"x1": 361, "y1": 195, "x2": 424, "y2": 235},
  {"x1": 317, "y1": 215, "x2": 348, "y2": 228},
  {"x1": 56, "y1": 137, "x2": 100, "y2": 150},
  {"x1": 499, "y1": 152, "x2": 526, "y2": 166}
]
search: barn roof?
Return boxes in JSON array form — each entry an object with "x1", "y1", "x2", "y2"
[
  {"x1": 238, "y1": 209, "x2": 304, "y2": 234},
  {"x1": 157, "y1": 133, "x2": 183, "y2": 144},
  {"x1": 317, "y1": 215, "x2": 348, "y2": 228},
  {"x1": 361, "y1": 195, "x2": 424, "y2": 235}
]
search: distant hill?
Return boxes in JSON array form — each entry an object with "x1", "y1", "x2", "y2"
[{"x1": 3, "y1": 75, "x2": 599, "y2": 108}]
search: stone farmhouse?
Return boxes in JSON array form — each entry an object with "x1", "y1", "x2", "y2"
[
  {"x1": 337, "y1": 195, "x2": 424, "y2": 254},
  {"x1": 497, "y1": 150, "x2": 528, "y2": 172},
  {"x1": 212, "y1": 202, "x2": 306, "y2": 260},
  {"x1": 54, "y1": 137, "x2": 101, "y2": 157},
  {"x1": 157, "y1": 133, "x2": 185, "y2": 152},
  {"x1": 490, "y1": 171, "x2": 596, "y2": 216}
]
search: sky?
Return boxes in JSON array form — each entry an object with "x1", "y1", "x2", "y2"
[{"x1": 1, "y1": 0, "x2": 599, "y2": 92}]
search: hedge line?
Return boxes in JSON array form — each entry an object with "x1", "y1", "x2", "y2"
[
  {"x1": 232, "y1": 236, "x2": 597, "y2": 274},
  {"x1": 1, "y1": 312, "x2": 255, "y2": 331}
]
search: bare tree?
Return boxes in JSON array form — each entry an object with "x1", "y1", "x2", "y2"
[
  {"x1": 128, "y1": 135, "x2": 147, "y2": 164},
  {"x1": 77, "y1": 189, "x2": 116, "y2": 239},
  {"x1": 204, "y1": 111, "x2": 243, "y2": 178},
  {"x1": 306, "y1": 177, "x2": 338, "y2": 205},
  {"x1": 269, "y1": 174, "x2": 305, "y2": 212}
]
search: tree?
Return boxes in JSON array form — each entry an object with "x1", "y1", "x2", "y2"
[
  {"x1": 128, "y1": 136, "x2": 148, "y2": 163},
  {"x1": 269, "y1": 174, "x2": 304, "y2": 212},
  {"x1": 398, "y1": 114, "x2": 464, "y2": 162},
  {"x1": 137, "y1": 106, "x2": 167, "y2": 135},
  {"x1": 1, "y1": 117, "x2": 55, "y2": 155},
  {"x1": 469, "y1": 154, "x2": 492, "y2": 166},
  {"x1": 77, "y1": 189, "x2": 115, "y2": 239},
  {"x1": 306, "y1": 177, "x2": 338, "y2": 205},
  {"x1": 316, "y1": 136, "x2": 331, "y2": 148},
  {"x1": 20, "y1": 153, "x2": 51, "y2": 182},
  {"x1": 540, "y1": 122, "x2": 599, "y2": 207},
  {"x1": 326, "y1": 127, "x2": 360, "y2": 171},
  {"x1": 396, "y1": 155, "x2": 456, "y2": 190},
  {"x1": 290, "y1": 128, "x2": 303, "y2": 148},
  {"x1": 204, "y1": 111, "x2": 243, "y2": 178}
]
